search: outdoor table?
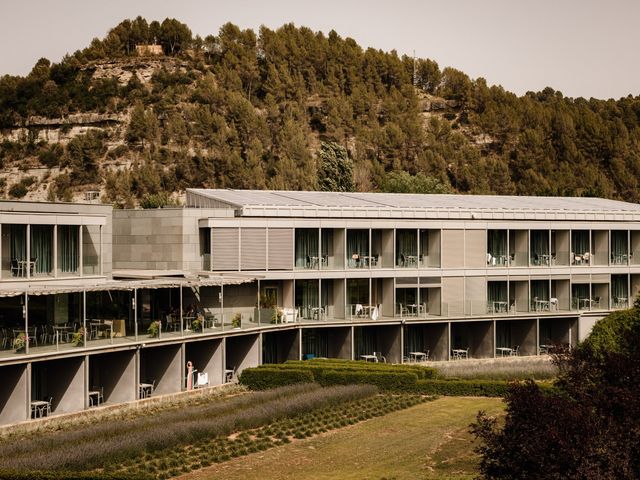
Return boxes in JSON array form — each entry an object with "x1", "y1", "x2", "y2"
[
  {"x1": 310, "y1": 307, "x2": 324, "y2": 320},
  {"x1": 224, "y1": 369, "x2": 235, "y2": 382},
  {"x1": 89, "y1": 320, "x2": 113, "y2": 339},
  {"x1": 404, "y1": 255, "x2": 418, "y2": 267},
  {"x1": 496, "y1": 347, "x2": 513, "y2": 357},
  {"x1": 139, "y1": 383, "x2": 154, "y2": 399},
  {"x1": 451, "y1": 349, "x2": 468, "y2": 360},
  {"x1": 409, "y1": 351, "x2": 428, "y2": 362},
  {"x1": 539, "y1": 344, "x2": 552, "y2": 354},
  {"x1": 30, "y1": 400, "x2": 49, "y2": 418},
  {"x1": 579, "y1": 298, "x2": 592, "y2": 309},
  {"x1": 406, "y1": 304, "x2": 419, "y2": 316},
  {"x1": 360, "y1": 354, "x2": 378, "y2": 362},
  {"x1": 88, "y1": 390, "x2": 101, "y2": 407},
  {"x1": 183, "y1": 316, "x2": 196, "y2": 331},
  {"x1": 53, "y1": 325, "x2": 72, "y2": 343},
  {"x1": 535, "y1": 299, "x2": 550, "y2": 312},
  {"x1": 492, "y1": 301, "x2": 508, "y2": 313}
]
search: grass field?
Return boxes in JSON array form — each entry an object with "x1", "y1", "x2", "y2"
[{"x1": 179, "y1": 396, "x2": 505, "y2": 480}]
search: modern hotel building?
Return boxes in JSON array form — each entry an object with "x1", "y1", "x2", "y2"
[{"x1": 0, "y1": 189, "x2": 639, "y2": 425}]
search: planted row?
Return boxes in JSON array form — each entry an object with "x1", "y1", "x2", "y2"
[
  {"x1": 0, "y1": 384, "x2": 376, "y2": 472},
  {"x1": 105, "y1": 394, "x2": 428, "y2": 479}
]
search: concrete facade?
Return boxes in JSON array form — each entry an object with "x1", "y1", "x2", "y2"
[{"x1": 1, "y1": 190, "x2": 639, "y2": 426}]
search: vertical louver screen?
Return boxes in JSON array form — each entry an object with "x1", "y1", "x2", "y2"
[
  {"x1": 465, "y1": 230, "x2": 487, "y2": 267},
  {"x1": 268, "y1": 228, "x2": 293, "y2": 270},
  {"x1": 441, "y1": 230, "x2": 464, "y2": 268},
  {"x1": 212, "y1": 228, "x2": 239, "y2": 271},
  {"x1": 241, "y1": 228, "x2": 267, "y2": 270}
]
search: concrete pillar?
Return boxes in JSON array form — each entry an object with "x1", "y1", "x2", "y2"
[{"x1": 0, "y1": 364, "x2": 28, "y2": 425}]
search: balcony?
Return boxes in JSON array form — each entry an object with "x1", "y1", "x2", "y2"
[
  {"x1": 571, "y1": 230, "x2": 590, "y2": 266},
  {"x1": 1, "y1": 224, "x2": 98, "y2": 280},
  {"x1": 346, "y1": 230, "x2": 369, "y2": 269},
  {"x1": 396, "y1": 229, "x2": 418, "y2": 268},
  {"x1": 530, "y1": 230, "x2": 550, "y2": 266}
]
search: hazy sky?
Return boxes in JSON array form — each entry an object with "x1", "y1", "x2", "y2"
[{"x1": 1, "y1": 0, "x2": 638, "y2": 99}]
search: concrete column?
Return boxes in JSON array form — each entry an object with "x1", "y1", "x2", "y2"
[{"x1": 0, "y1": 364, "x2": 28, "y2": 425}]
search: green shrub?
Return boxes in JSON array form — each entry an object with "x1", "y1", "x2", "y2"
[
  {"x1": 239, "y1": 368, "x2": 314, "y2": 390},
  {"x1": 8, "y1": 182, "x2": 28, "y2": 199}
]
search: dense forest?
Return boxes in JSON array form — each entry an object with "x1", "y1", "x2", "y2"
[{"x1": 1, "y1": 17, "x2": 640, "y2": 207}]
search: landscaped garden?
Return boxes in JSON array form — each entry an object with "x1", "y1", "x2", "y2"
[
  {"x1": 0, "y1": 383, "x2": 428, "y2": 479},
  {"x1": 0, "y1": 356, "x2": 558, "y2": 479}
]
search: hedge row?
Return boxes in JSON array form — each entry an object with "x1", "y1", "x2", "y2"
[
  {"x1": 0, "y1": 472, "x2": 150, "y2": 480},
  {"x1": 277, "y1": 360, "x2": 438, "y2": 379},
  {"x1": 413, "y1": 379, "x2": 510, "y2": 397},
  {"x1": 239, "y1": 364, "x2": 515, "y2": 396},
  {"x1": 238, "y1": 368, "x2": 314, "y2": 390}
]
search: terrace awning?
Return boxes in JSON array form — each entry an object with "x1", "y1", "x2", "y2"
[{"x1": 0, "y1": 274, "x2": 256, "y2": 298}]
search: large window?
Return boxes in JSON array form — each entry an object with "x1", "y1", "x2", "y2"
[
  {"x1": 487, "y1": 230, "x2": 507, "y2": 266},
  {"x1": 31, "y1": 225, "x2": 53, "y2": 276},
  {"x1": 346, "y1": 230, "x2": 369, "y2": 268},
  {"x1": 396, "y1": 230, "x2": 418, "y2": 267},
  {"x1": 58, "y1": 225, "x2": 79, "y2": 275},
  {"x1": 295, "y1": 229, "x2": 319, "y2": 269}
]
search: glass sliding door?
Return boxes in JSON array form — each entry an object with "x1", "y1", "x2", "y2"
[
  {"x1": 346, "y1": 230, "x2": 369, "y2": 268},
  {"x1": 571, "y1": 284, "x2": 590, "y2": 310},
  {"x1": 531, "y1": 280, "x2": 550, "y2": 311},
  {"x1": 58, "y1": 225, "x2": 79, "y2": 276},
  {"x1": 571, "y1": 231, "x2": 590, "y2": 265},
  {"x1": 30, "y1": 225, "x2": 53, "y2": 276},
  {"x1": 347, "y1": 278, "x2": 369, "y2": 318},
  {"x1": 487, "y1": 281, "x2": 508, "y2": 313},
  {"x1": 612, "y1": 275, "x2": 628, "y2": 308},
  {"x1": 396, "y1": 229, "x2": 418, "y2": 267},
  {"x1": 611, "y1": 231, "x2": 629, "y2": 265},
  {"x1": 487, "y1": 230, "x2": 508, "y2": 266},
  {"x1": 295, "y1": 280, "x2": 319, "y2": 320},
  {"x1": 9, "y1": 224, "x2": 27, "y2": 277},
  {"x1": 530, "y1": 231, "x2": 550, "y2": 266},
  {"x1": 295, "y1": 229, "x2": 319, "y2": 269}
]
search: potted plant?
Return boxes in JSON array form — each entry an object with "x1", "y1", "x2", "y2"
[
  {"x1": 231, "y1": 313, "x2": 241, "y2": 329},
  {"x1": 271, "y1": 307, "x2": 283, "y2": 324},
  {"x1": 192, "y1": 314, "x2": 203, "y2": 331},
  {"x1": 71, "y1": 328, "x2": 85, "y2": 347},
  {"x1": 147, "y1": 320, "x2": 161, "y2": 338},
  {"x1": 13, "y1": 332, "x2": 26, "y2": 353}
]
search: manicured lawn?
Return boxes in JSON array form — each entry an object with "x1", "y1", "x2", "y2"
[{"x1": 179, "y1": 396, "x2": 504, "y2": 480}]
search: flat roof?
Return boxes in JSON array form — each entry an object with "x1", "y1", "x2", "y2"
[{"x1": 186, "y1": 189, "x2": 640, "y2": 221}]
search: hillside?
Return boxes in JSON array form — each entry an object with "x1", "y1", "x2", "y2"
[{"x1": 1, "y1": 17, "x2": 640, "y2": 207}]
